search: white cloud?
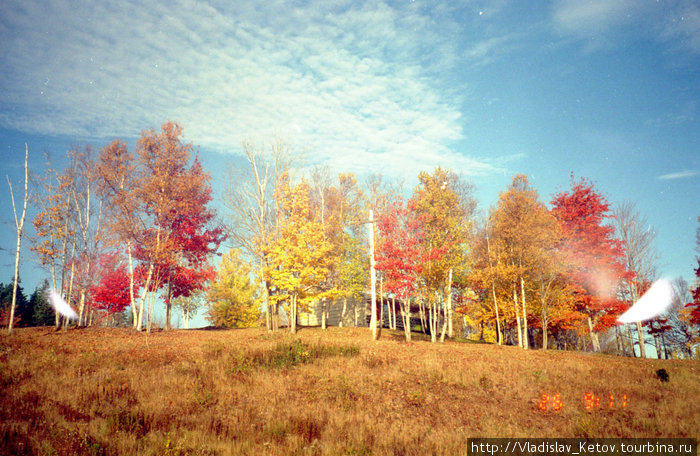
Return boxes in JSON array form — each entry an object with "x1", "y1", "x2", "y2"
[
  {"x1": 0, "y1": 0, "x2": 497, "y2": 178},
  {"x1": 551, "y1": 0, "x2": 641, "y2": 37},
  {"x1": 657, "y1": 170, "x2": 698, "y2": 180},
  {"x1": 551, "y1": 0, "x2": 700, "y2": 55}
]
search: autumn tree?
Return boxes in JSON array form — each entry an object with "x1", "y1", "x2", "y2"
[
  {"x1": 62, "y1": 145, "x2": 108, "y2": 326},
  {"x1": 265, "y1": 175, "x2": 333, "y2": 334},
  {"x1": 363, "y1": 173, "x2": 402, "y2": 337},
  {"x1": 173, "y1": 290, "x2": 203, "y2": 329},
  {"x1": 223, "y1": 138, "x2": 295, "y2": 331},
  {"x1": 468, "y1": 222, "x2": 505, "y2": 344},
  {"x1": 97, "y1": 139, "x2": 141, "y2": 326},
  {"x1": 100, "y1": 122, "x2": 225, "y2": 332},
  {"x1": 376, "y1": 198, "x2": 423, "y2": 341},
  {"x1": 490, "y1": 174, "x2": 559, "y2": 349},
  {"x1": 309, "y1": 169, "x2": 367, "y2": 329},
  {"x1": 613, "y1": 201, "x2": 659, "y2": 358},
  {"x1": 551, "y1": 176, "x2": 626, "y2": 352},
  {"x1": 207, "y1": 249, "x2": 259, "y2": 328},
  {"x1": 672, "y1": 218, "x2": 700, "y2": 357},
  {"x1": 411, "y1": 167, "x2": 469, "y2": 343},
  {"x1": 31, "y1": 153, "x2": 79, "y2": 328},
  {"x1": 89, "y1": 252, "x2": 131, "y2": 323}
]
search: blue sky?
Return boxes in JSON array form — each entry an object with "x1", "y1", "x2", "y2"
[{"x1": 1, "y1": 0, "x2": 698, "y2": 325}]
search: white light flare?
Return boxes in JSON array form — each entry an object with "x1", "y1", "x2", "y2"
[
  {"x1": 49, "y1": 289, "x2": 79, "y2": 320},
  {"x1": 617, "y1": 278, "x2": 675, "y2": 324}
]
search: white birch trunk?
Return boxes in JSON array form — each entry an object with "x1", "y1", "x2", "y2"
[
  {"x1": 513, "y1": 285, "x2": 523, "y2": 348},
  {"x1": 492, "y1": 284, "x2": 502, "y2": 345},
  {"x1": 587, "y1": 316, "x2": 600, "y2": 352},
  {"x1": 369, "y1": 210, "x2": 377, "y2": 340},
  {"x1": 636, "y1": 321, "x2": 646, "y2": 358},
  {"x1": 520, "y1": 276, "x2": 529, "y2": 350},
  {"x1": 6, "y1": 146, "x2": 29, "y2": 335}
]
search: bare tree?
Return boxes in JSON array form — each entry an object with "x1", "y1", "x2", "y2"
[
  {"x1": 613, "y1": 201, "x2": 658, "y2": 358},
  {"x1": 665, "y1": 277, "x2": 696, "y2": 358},
  {"x1": 223, "y1": 138, "x2": 295, "y2": 331},
  {"x1": 6, "y1": 145, "x2": 29, "y2": 334}
]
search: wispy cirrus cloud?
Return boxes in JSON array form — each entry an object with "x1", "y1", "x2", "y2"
[
  {"x1": 657, "y1": 170, "x2": 698, "y2": 180},
  {"x1": 551, "y1": 0, "x2": 641, "y2": 37},
  {"x1": 551, "y1": 0, "x2": 700, "y2": 55},
  {"x1": 0, "y1": 0, "x2": 499, "y2": 178}
]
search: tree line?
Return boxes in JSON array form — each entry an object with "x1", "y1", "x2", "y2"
[{"x1": 5, "y1": 122, "x2": 700, "y2": 359}]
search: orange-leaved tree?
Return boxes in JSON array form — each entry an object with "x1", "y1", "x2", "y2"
[{"x1": 490, "y1": 174, "x2": 559, "y2": 349}]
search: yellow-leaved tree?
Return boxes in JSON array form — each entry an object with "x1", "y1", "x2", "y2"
[
  {"x1": 206, "y1": 249, "x2": 260, "y2": 328},
  {"x1": 266, "y1": 174, "x2": 333, "y2": 334}
]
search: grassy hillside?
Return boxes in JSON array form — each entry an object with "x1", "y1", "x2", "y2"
[{"x1": 1, "y1": 327, "x2": 698, "y2": 455}]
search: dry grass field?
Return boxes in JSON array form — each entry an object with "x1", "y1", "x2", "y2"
[{"x1": 1, "y1": 326, "x2": 698, "y2": 455}]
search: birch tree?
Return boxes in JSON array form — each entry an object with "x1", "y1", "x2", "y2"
[
  {"x1": 6, "y1": 145, "x2": 29, "y2": 334},
  {"x1": 613, "y1": 201, "x2": 658, "y2": 358},
  {"x1": 223, "y1": 138, "x2": 295, "y2": 331},
  {"x1": 490, "y1": 174, "x2": 558, "y2": 349},
  {"x1": 31, "y1": 153, "x2": 75, "y2": 328},
  {"x1": 411, "y1": 167, "x2": 468, "y2": 343}
]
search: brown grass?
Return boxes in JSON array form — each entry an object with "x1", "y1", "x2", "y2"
[{"x1": 1, "y1": 327, "x2": 698, "y2": 455}]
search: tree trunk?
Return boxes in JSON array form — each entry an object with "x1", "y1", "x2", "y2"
[
  {"x1": 440, "y1": 270, "x2": 452, "y2": 343},
  {"x1": 8, "y1": 229, "x2": 23, "y2": 334},
  {"x1": 127, "y1": 242, "x2": 137, "y2": 328},
  {"x1": 321, "y1": 298, "x2": 327, "y2": 330},
  {"x1": 492, "y1": 284, "x2": 502, "y2": 345},
  {"x1": 513, "y1": 285, "x2": 523, "y2": 348},
  {"x1": 401, "y1": 298, "x2": 412, "y2": 342},
  {"x1": 616, "y1": 326, "x2": 625, "y2": 356},
  {"x1": 340, "y1": 297, "x2": 347, "y2": 328},
  {"x1": 636, "y1": 321, "x2": 646, "y2": 358},
  {"x1": 147, "y1": 291, "x2": 156, "y2": 332},
  {"x1": 65, "y1": 254, "x2": 76, "y2": 330},
  {"x1": 485, "y1": 232, "x2": 501, "y2": 344},
  {"x1": 261, "y1": 262, "x2": 271, "y2": 332},
  {"x1": 290, "y1": 295, "x2": 297, "y2": 334},
  {"x1": 447, "y1": 269, "x2": 453, "y2": 339},
  {"x1": 587, "y1": 316, "x2": 600, "y2": 352},
  {"x1": 137, "y1": 262, "x2": 154, "y2": 331},
  {"x1": 429, "y1": 299, "x2": 438, "y2": 343},
  {"x1": 378, "y1": 277, "x2": 384, "y2": 336},
  {"x1": 164, "y1": 270, "x2": 173, "y2": 331},
  {"x1": 369, "y1": 210, "x2": 377, "y2": 340},
  {"x1": 78, "y1": 289, "x2": 87, "y2": 326},
  {"x1": 542, "y1": 316, "x2": 548, "y2": 350},
  {"x1": 6, "y1": 146, "x2": 29, "y2": 335},
  {"x1": 520, "y1": 276, "x2": 529, "y2": 350},
  {"x1": 627, "y1": 325, "x2": 636, "y2": 357},
  {"x1": 661, "y1": 333, "x2": 669, "y2": 359},
  {"x1": 354, "y1": 298, "x2": 358, "y2": 326}
]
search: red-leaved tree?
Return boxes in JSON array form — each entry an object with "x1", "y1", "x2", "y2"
[
  {"x1": 551, "y1": 175, "x2": 627, "y2": 352},
  {"x1": 375, "y1": 198, "x2": 423, "y2": 341},
  {"x1": 90, "y1": 252, "x2": 131, "y2": 320}
]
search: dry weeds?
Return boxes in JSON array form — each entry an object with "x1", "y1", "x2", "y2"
[{"x1": 0, "y1": 327, "x2": 698, "y2": 455}]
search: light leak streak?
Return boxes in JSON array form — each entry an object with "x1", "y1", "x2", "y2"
[
  {"x1": 617, "y1": 278, "x2": 675, "y2": 324},
  {"x1": 48, "y1": 289, "x2": 79, "y2": 320}
]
